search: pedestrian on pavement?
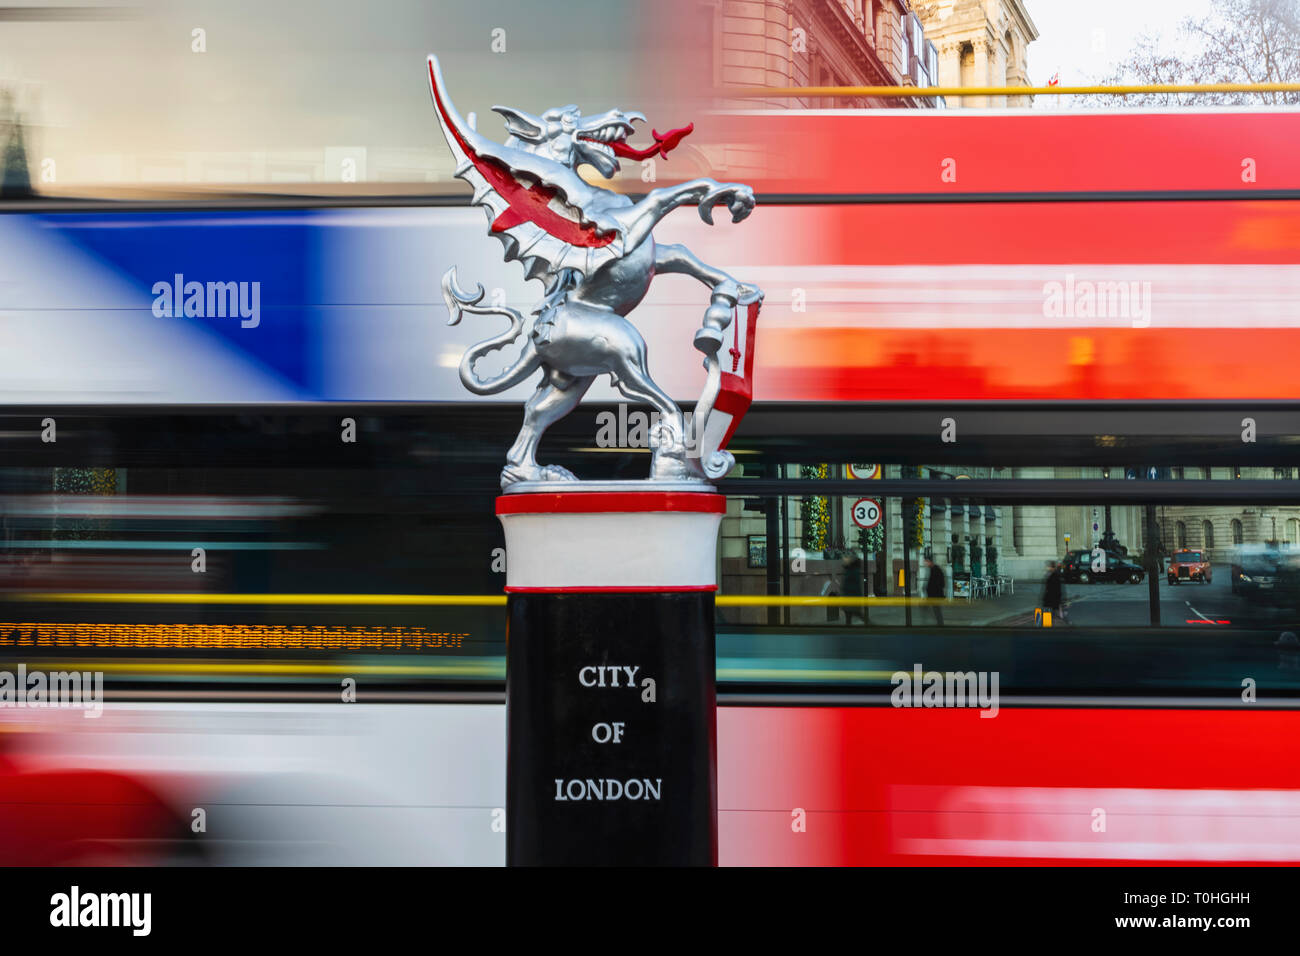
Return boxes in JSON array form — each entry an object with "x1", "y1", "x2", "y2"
[
  {"x1": 923, "y1": 556, "x2": 946, "y2": 626},
  {"x1": 1041, "y1": 559, "x2": 1065, "y2": 625},
  {"x1": 840, "y1": 552, "x2": 866, "y2": 626}
]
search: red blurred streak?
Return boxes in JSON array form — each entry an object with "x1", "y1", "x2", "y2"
[
  {"x1": 0, "y1": 749, "x2": 185, "y2": 865},
  {"x1": 705, "y1": 112, "x2": 1300, "y2": 195},
  {"x1": 668, "y1": 198, "x2": 1300, "y2": 401},
  {"x1": 758, "y1": 327, "x2": 1300, "y2": 401},
  {"x1": 718, "y1": 707, "x2": 1300, "y2": 866},
  {"x1": 724, "y1": 201, "x2": 1300, "y2": 266}
]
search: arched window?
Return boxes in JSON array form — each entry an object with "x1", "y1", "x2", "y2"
[
  {"x1": 1232, "y1": 519, "x2": 1244, "y2": 545},
  {"x1": 1176, "y1": 521, "x2": 1187, "y2": 548},
  {"x1": 1202, "y1": 520, "x2": 1215, "y2": 549}
]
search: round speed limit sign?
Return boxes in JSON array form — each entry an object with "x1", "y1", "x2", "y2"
[
  {"x1": 848, "y1": 463, "x2": 880, "y2": 480},
  {"x1": 851, "y1": 498, "x2": 882, "y2": 529}
]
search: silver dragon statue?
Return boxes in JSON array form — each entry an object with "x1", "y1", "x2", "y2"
[{"x1": 428, "y1": 55, "x2": 763, "y2": 490}]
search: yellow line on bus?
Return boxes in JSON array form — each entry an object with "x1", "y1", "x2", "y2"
[
  {"x1": 20, "y1": 660, "x2": 890, "y2": 681},
  {"x1": 723, "y1": 81, "x2": 1300, "y2": 98},
  {"x1": 4, "y1": 592, "x2": 508, "y2": 606},
  {"x1": 718, "y1": 595, "x2": 945, "y2": 607},
  {"x1": 31, "y1": 660, "x2": 502, "y2": 677},
  {"x1": 5, "y1": 592, "x2": 947, "y2": 607}
]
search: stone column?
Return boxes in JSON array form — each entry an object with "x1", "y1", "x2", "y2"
[
  {"x1": 937, "y1": 40, "x2": 962, "y2": 106},
  {"x1": 971, "y1": 37, "x2": 990, "y2": 108}
]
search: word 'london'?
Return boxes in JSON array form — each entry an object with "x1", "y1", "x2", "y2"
[{"x1": 555, "y1": 778, "x2": 663, "y2": 802}]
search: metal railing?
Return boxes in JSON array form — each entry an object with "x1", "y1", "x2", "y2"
[{"x1": 722, "y1": 82, "x2": 1300, "y2": 100}]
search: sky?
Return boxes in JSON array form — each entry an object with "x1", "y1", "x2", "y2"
[{"x1": 1024, "y1": 0, "x2": 1217, "y2": 85}]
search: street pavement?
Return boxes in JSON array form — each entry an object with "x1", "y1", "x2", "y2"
[
  {"x1": 988, "y1": 564, "x2": 1299, "y2": 631},
  {"x1": 796, "y1": 565, "x2": 1300, "y2": 631}
]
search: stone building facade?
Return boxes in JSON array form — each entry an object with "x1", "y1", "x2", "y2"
[
  {"x1": 711, "y1": 0, "x2": 943, "y2": 109},
  {"x1": 1152, "y1": 467, "x2": 1300, "y2": 560},
  {"x1": 915, "y1": 0, "x2": 1039, "y2": 107}
]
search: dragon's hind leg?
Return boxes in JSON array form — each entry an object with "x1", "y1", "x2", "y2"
[
  {"x1": 608, "y1": 354, "x2": 690, "y2": 481},
  {"x1": 500, "y1": 370, "x2": 595, "y2": 490}
]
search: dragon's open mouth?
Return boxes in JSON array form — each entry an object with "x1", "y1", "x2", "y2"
[
  {"x1": 576, "y1": 122, "x2": 632, "y2": 161},
  {"x1": 584, "y1": 123, "x2": 696, "y2": 162}
]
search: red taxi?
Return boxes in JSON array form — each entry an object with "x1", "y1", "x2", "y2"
[{"x1": 1167, "y1": 549, "x2": 1212, "y2": 585}]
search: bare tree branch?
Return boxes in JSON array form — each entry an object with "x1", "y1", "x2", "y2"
[{"x1": 1072, "y1": 0, "x2": 1300, "y2": 108}]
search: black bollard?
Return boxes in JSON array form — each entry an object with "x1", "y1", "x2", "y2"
[{"x1": 498, "y1": 489, "x2": 722, "y2": 866}]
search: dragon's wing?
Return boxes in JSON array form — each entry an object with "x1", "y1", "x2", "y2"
[{"x1": 427, "y1": 55, "x2": 626, "y2": 283}]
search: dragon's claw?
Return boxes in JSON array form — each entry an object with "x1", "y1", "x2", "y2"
[
  {"x1": 540, "y1": 464, "x2": 579, "y2": 481},
  {"x1": 698, "y1": 183, "x2": 755, "y2": 226},
  {"x1": 500, "y1": 462, "x2": 580, "y2": 489},
  {"x1": 697, "y1": 194, "x2": 721, "y2": 226}
]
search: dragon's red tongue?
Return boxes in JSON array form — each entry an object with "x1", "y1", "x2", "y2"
[{"x1": 610, "y1": 123, "x2": 694, "y2": 161}]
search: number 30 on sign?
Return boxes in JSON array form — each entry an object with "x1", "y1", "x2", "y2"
[{"x1": 852, "y1": 498, "x2": 882, "y2": 529}]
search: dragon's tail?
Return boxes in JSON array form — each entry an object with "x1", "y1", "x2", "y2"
[{"x1": 441, "y1": 267, "x2": 541, "y2": 395}]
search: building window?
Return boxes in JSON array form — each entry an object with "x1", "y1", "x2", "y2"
[
  {"x1": 1176, "y1": 521, "x2": 1187, "y2": 548},
  {"x1": 1289, "y1": 518, "x2": 1299, "y2": 545},
  {"x1": 1202, "y1": 520, "x2": 1214, "y2": 549},
  {"x1": 1232, "y1": 519, "x2": 1244, "y2": 545},
  {"x1": 897, "y1": 13, "x2": 909, "y2": 76}
]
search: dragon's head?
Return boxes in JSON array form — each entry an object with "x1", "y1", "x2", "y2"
[
  {"x1": 428, "y1": 54, "x2": 694, "y2": 251},
  {"x1": 493, "y1": 104, "x2": 645, "y2": 179}
]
